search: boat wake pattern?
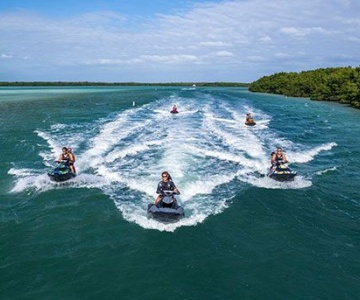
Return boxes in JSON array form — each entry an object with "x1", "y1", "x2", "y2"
[{"x1": 9, "y1": 90, "x2": 337, "y2": 231}]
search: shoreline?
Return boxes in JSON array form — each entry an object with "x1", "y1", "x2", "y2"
[{"x1": 0, "y1": 81, "x2": 249, "y2": 87}]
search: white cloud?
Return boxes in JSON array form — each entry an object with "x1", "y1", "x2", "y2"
[
  {"x1": 247, "y1": 55, "x2": 267, "y2": 62},
  {"x1": 280, "y1": 26, "x2": 329, "y2": 37},
  {"x1": 139, "y1": 54, "x2": 198, "y2": 64},
  {"x1": 1, "y1": 53, "x2": 13, "y2": 59},
  {"x1": 199, "y1": 41, "x2": 231, "y2": 47},
  {"x1": 211, "y1": 50, "x2": 234, "y2": 57},
  {"x1": 259, "y1": 36, "x2": 273, "y2": 43},
  {"x1": 86, "y1": 58, "x2": 124, "y2": 65},
  {"x1": 347, "y1": 36, "x2": 360, "y2": 42},
  {"x1": 274, "y1": 52, "x2": 292, "y2": 59}
]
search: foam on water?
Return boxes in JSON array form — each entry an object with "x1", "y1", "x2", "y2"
[
  {"x1": 315, "y1": 166, "x2": 338, "y2": 176},
  {"x1": 9, "y1": 90, "x2": 336, "y2": 231},
  {"x1": 289, "y1": 142, "x2": 338, "y2": 164}
]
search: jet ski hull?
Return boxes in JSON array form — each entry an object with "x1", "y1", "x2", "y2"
[
  {"x1": 268, "y1": 172, "x2": 297, "y2": 182},
  {"x1": 268, "y1": 164, "x2": 297, "y2": 182},
  {"x1": 48, "y1": 172, "x2": 76, "y2": 182},
  {"x1": 48, "y1": 163, "x2": 76, "y2": 182},
  {"x1": 147, "y1": 203, "x2": 185, "y2": 222}
]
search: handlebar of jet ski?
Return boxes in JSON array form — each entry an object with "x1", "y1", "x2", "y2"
[
  {"x1": 162, "y1": 190, "x2": 180, "y2": 196},
  {"x1": 56, "y1": 159, "x2": 68, "y2": 164}
]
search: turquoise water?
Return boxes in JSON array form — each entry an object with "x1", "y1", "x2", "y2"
[{"x1": 1, "y1": 86, "x2": 359, "y2": 299}]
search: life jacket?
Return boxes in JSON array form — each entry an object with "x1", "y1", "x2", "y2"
[
  {"x1": 275, "y1": 153, "x2": 284, "y2": 164},
  {"x1": 159, "y1": 181, "x2": 174, "y2": 190},
  {"x1": 157, "y1": 180, "x2": 176, "y2": 196},
  {"x1": 61, "y1": 153, "x2": 75, "y2": 164},
  {"x1": 61, "y1": 153, "x2": 70, "y2": 161}
]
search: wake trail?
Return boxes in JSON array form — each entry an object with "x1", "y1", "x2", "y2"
[{"x1": 8, "y1": 89, "x2": 336, "y2": 231}]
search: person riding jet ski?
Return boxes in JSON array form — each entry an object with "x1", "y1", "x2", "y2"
[
  {"x1": 57, "y1": 146, "x2": 76, "y2": 174},
  {"x1": 268, "y1": 147, "x2": 297, "y2": 181},
  {"x1": 148, "y1": 171, "x2": 184, "y2": 221},
  {"x1": 270, "y1": 147, "x2": 288, "y2": 170},
  {"x1": 48, "y1": 147, "x2": 76, "y2": 182},
  {"x1": 245, "y1": 113, "x2": 256, "y2": 126},
  {"x1": 170, "y1": 105, "x2": 179, "y2": 114},
  {"x1": 155, "y1": 171, "x2": 180, "y2": 205}
]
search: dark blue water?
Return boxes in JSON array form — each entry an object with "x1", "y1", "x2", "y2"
[{"x1": 1, "y1": 86, "x2": 359, "y2": 299}]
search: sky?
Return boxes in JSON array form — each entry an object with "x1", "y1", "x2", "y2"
[{"x1": 0, "y1": 0, "x2": 359, "y2": 83}]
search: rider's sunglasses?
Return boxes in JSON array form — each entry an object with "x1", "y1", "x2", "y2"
[{"x1": 162, "y1": 175, "x2": 168, "y2": 178}]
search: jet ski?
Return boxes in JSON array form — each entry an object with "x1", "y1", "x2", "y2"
[
  {"x1": 245, "y1": 120, "x2": 256, "y2": 126},
  {"x1": 48, "y1": 160, "x2": 76, "y2": 182},
  {"x1": 268, "y1": 163, "x2": 297, "y2": 182},
  {"x1": 245, "y1": 117, "x2": 256, "y2": 126},
  {"x1": 245, "y1": 121, "x2": 256, "y2": 126},
  {"x1": 245, "y1": 114, "x2": 256, "y2": 126},
  {"x1": 148, "y1": 190, "x2": 184, "y2": 222}
]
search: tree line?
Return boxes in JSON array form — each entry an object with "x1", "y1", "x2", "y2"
[
  {"x1": 0, "y1": 81, "x2": 249, "y2": 87},
  {"x1": 248, "y1": 66, "x2": 360, "y2": 109}
]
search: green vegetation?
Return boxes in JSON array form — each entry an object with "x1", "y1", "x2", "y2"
[
  {"x1": 0, "y1": 81, "x2": 249, "y2": 87},
  {"x1": 249, "y1": 66, "x2": 360, "y2": 108}
]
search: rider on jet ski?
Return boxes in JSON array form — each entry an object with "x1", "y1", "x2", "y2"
[
  {"x1": 57, "y1": 147, "x2": 76, "y2": 174},
  {"x1": 155, "y1": 171, "x2": 180, "y2": 205},
  {"x1": 270, "y1": 147, "x2": 288, "y2": 171},
  {"x1": 170, "y1": 105, "x2": 178, "y2": 113}
]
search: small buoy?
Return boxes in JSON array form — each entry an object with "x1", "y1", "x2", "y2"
[{"x1": 132, "y1": 101, "x2": 136, "y2": 106}]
